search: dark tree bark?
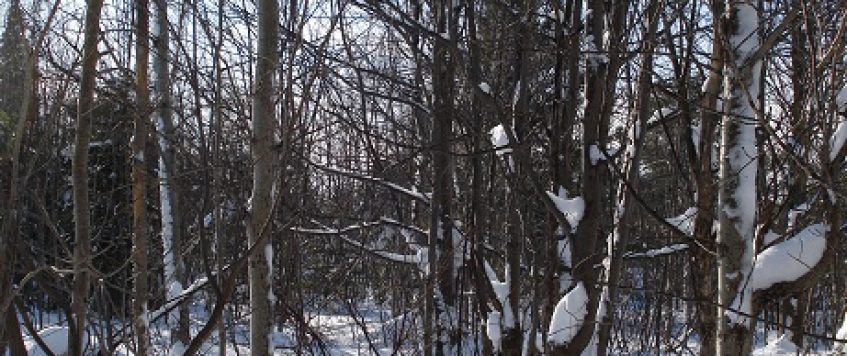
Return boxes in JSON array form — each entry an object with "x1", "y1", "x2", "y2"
[
  {"x1": 131, "y1": 0, "x2": 152, "y2": 352},
  {"x1": 70, "y1": 0, "x2": 105, "y2": 353}
]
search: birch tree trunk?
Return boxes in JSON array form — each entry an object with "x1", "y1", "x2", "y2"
[
  {"x1": 248, "y1": 0, "x2": 279, "y2": 353},
  {"x1": 71, "y1": 0, "x2": 104, "y2": 353},
  {"x1": 716, "y1": 1, "x2": 761, "y2": 354}
]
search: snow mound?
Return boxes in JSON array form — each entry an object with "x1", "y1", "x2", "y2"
[
  {"x1": 25, "y1": 326, "x2": 91, "y2": 356},
  {"x1": 548, "y1": 282, "x2": 588, "y2": 345}
]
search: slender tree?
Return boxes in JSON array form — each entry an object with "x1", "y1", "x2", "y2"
[
  {"x1": 248, "y1": 0, "x2": 279, "y2": 353},
  {"x1": 71, "y1": 0, "x2": 105, "y2": 353},
  {"x1": 131, "y1": 0, "x2": 152, "y2": 352},
  {"x1": 152, "y1": 0, "x2": 189, "y2": 346}
]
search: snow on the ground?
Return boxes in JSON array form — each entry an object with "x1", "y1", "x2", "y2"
[
  {"x1": 752, "y1": 334, "x2": 798, "y2": 355},
  {"x1": 14, "y1": 301, "x2": 411, "y2": 356},
  {"x1": 25, "y1": 326, "x2": 75, "y2": 356}
]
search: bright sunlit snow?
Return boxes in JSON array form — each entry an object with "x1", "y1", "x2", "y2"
[{"x1": 548, "y1": 282, "x2": 588, "y2": 345}]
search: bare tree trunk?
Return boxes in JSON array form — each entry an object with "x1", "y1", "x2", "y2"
[
  {"x1": 1, "y1": 3, "x2": 60, "y2": 352},
  {"x1": 131, "y1": 0, "x2": 152, "y2": 352},
  {"x1": 213, "y1": 0, "x2": 226, "y2": 353},
  {"x1": 550, "y1": 0, "x2": 624, "y2": 353},
  {"x1": 248, "y1": 0, "x2": 279, "y2": 353},
  {"x1": 684, "y1": 3, "x2": 725, "y2": 354},
  {"x1": 0, "y1": 1, "x2": 31, "y2": 352},
  {"x1": 152, "y1": 0, "x2": 189, "y2": 346},
  {"x1": 71, "y1": 0, "x2": 104, "y2": 353},
  {"x1": 463, "y1": 2, "x2": 494, "y2": 353},
  {"x1": 716, "y1": 1, "x2": 760, "y2": 354},
  {"x1": 544, "y1": 2, "x2": 581, "y2": 348},
  {"x1": 596, "y1": 1, "x2": 660, "y2": 354},
  {"x1": 428, "y1": 0, "x2": 458, "y2": 354}
]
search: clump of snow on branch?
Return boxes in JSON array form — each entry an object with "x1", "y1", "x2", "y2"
[
  {"x1": 588, "y1": 142, "x2": 620, "y2": 165},
  {"x1": 748, "y1": 224, "x2": 828, "y2": 292},
  {"x1": 588, "y1": 144, "x2": 604, "y2": 165},
  {"x1": 691, "y1": 121, "x2": 701, "y2": 156},
  {"x1": 484, "y1": 260, "x2": 516, "y2": 349},
  {"x1": 581, "y1": 35, "x2": 608, "y2": 68},
  {"x1": 478, "y1": 82, "x2": 491, "y2": 95},
  {"x1": 829, "y1": 120, "x2": 847, "y2": 161},
  {"x1": 787, "y1": 203, "x2": 809, "y2": 230},
  {"x1": 486, "y1": 311, "x2": 502, "y2": 352},
  {"x1": 265, "y1": 243, "x2": 276, "y2": 302},
  {"x1": 548, "y1": 282, "x2": 588, "y2": 345},
  {"x1": 665, "y1": 207, "x2": 697, "y2": 236},
  {"x1": 489, "y1": 124, "x2": 513, "y2": 155},
  {"x1": 837, "y1": 87, "x2": 847, "y2": 111},
  {"x1": 624, "y1": 243, "x2": 688, "y2": 258},
  {"x1": 834, "y1": 312, "x2": 847, "y2": 353},
  {"x1": 647, "y1": 107, "x2": 677, "y2": 126},
  {"x1": 546, "y1": 188, "x2": 585, "y2": 230},
  {"x1": 728, "y1": 224, "x2": 828, "y2": 324}
]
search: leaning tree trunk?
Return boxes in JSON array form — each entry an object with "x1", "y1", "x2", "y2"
[
  {"x1": 716, "y1": 1, "x2": 761, "y2": 354},
  {"x1": 248, "y1": 0, "x2": 279, "y2": 353},
  {"x1": 131, "y1": 0, "x2": 152, "y2": 352},
  {"x1": 71, "y1": 0, "x2": 105, "y2": 353}
]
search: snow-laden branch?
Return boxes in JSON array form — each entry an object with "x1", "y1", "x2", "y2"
[
  {"x1": 665, "y1": 207, "x2": 698, "y2": 237},
  {"x1": 624, "y1": 244, "x2": 688, "y2": 258},
  {"x1": 489, "y1": 124, "x2": 514, "y2": 156},
  {"x1": 291, "y1": 219, "x2": 423, "y2": 266},
  {"x1": 728, "y1": 224, "x2": 829, "y2": 325},
  {"x1": 307, "y1": 160, "x2": 430, "y2": 204},
  {"x1": 149, "y1": 275, "x2": 212, "y2": 322},
  {"x1": 748, "y1": 224, "x2": 829, "y2": 292},
  {"x1": 830, "y1": 120, "x2": 847, "y2": 162}
]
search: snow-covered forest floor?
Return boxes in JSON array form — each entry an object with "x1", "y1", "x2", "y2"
[
  {"x1": 19, "y1": 301, "x2": 415, "y2": 355},
  {"x1": 14, "y1": 302, "x2": 838, "y2": 355}
]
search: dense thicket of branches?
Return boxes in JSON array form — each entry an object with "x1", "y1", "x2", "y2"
[{"x1": 2, "y1": 0, "x2": 847, "y2": 354}]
